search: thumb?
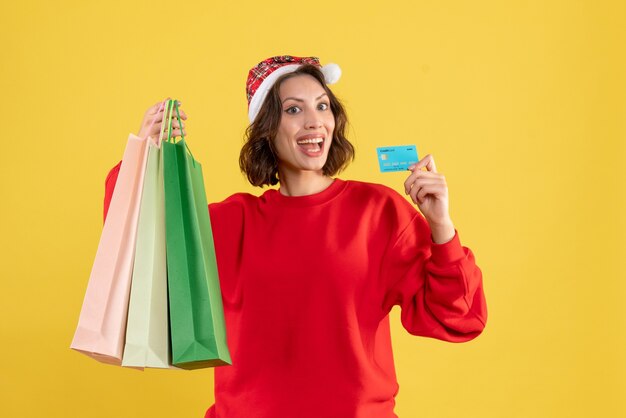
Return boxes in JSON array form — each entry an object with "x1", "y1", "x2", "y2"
[{"x1": 147, "y1": 101, "x2": 163, "y2": 115}]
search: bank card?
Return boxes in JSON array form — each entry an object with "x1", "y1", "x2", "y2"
[{"x1": 376, "y1": 145, "x2": 419, "y2": 172}]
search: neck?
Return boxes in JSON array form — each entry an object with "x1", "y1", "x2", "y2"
[{"x1": 277, "y1": 167, "x2": 334, "y2": 197}]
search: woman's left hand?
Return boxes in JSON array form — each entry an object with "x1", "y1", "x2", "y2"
[{"x1": 404, "y1": 154, "x2": 455, "y2": 243}]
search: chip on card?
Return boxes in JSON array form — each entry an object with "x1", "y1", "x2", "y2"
[{"x1": 376, "y1": 145, "x2": 419, "y2": 172}]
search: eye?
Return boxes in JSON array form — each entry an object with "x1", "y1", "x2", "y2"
[
  {"x1": 318, "y1": 102, "x2": 329, "y2": 110},
  {"x1": 285, "y1": 106, "x2": 300, "y2": 115}
]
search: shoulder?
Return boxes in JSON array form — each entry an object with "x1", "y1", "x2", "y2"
[
  {"x1": 209, "y1": 192, "x2": 259, "y2": 213},
  {"x1": 208, "y1": 192, "x2": 262, "y2": 233}
]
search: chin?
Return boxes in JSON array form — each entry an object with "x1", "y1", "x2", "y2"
[{"x1": 299, "y1": 157, "x2": 329, "y2": 172}]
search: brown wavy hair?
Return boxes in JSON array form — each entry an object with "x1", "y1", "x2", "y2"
[{"x1": 239, "y1": 64, "x2": 355, "y2": 187}]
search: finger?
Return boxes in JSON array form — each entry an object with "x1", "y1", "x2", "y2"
[
  {"x1": 405, "y1": 161, "x2": 436, "y2": 188},
  {"x1": 410, "y1": 154, "x2": 437, "y2": 173},
  {"x1": 147, "y1": 101, "x2": 164, "y2": 115},
  {"x1": 409, "y1": 181, "x2": 430, "y2": 203},
  {"x1": 409, "y1": 154, "x2": 431, "y2": 172},
  {"x1": 165, "y1": 120, "x2": 184, "y2": 130},
  {"x1": 153, "y1": 118, "x2": 184, "y2": 128},
  {"x1": 152, "y1": 122, "x2": 186, "y2": 135},
  {"x1": 158, "y1": 97, "x2": 175, "y2": 109},
  {"x1": 404, "y1": 170, "x2": 444, "y2": 194},
  {"x1": 411, "y1": 183, "x2": 441, "y2": 205},
  {"x1": 409, "y1": 185, "x2": 421, "y2": 204},
  {"x1": 169, "y1": 128, "x2": 186, "y2": 137},
  {"x1": 176, "y1": 109, "x2": 188, "y2": 120},
  {"x1": 168, "y1": 99, "x2": 182, "y2": 108},
  {"x1": 159, "y1": 107, "x2": 187, "y2": 120},
  {"x1": 417, "y1": 184, "x2": 446, "y2": 202},
  {"x1": 404, "y1": 169, "x2": 422, "y2": 194},
  {"x1": 148, "y1": 123, "x2": 168, "y2": 138},
  {"x1": 156, "y1": 98, "x2": 182, "y2": 110},
  {"x1": 170, "y1": 111, "x2": 187, "y2": 121},
  {"x1": 409, "y1": 179, "x2": 446, "y2": 202},
  {"x1": 155, "y1": 128, "x2": 186, "y2": 138},
  {"x1": 170, "y1": 102, "x2": 187, "y2": 119},
  {"x1": 408, "y1": 177, "x2": 446, "y2": 193}
]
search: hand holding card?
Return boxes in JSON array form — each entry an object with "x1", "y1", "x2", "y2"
[{"x1": 404, "y1": 154, "x2": 455, "y2": 244}]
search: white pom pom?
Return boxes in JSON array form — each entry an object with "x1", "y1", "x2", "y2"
[{"x1": 321, "y1": 63, "x2": 342, "y2": 84}]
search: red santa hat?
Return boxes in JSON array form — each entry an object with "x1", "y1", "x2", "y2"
[{"x1": 245, "y1": 55, "x2": 342, "y2": 124}]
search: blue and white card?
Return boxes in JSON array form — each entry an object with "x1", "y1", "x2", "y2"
[{"x1": 376, "y1": 145, "x2": 419, "y2": 172}]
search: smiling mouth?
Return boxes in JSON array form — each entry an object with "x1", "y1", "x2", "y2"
[{"x1": 296, "y1": 137, "x2": 324, "y2": 154}]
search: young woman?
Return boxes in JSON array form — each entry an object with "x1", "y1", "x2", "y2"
[{"x1": 104, "y1": 55, "x2": 487, "y2": 418}]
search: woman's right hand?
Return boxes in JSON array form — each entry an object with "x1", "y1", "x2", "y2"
[{"x1": 137, "y1": 97, "x2": 188, "y2": 140}]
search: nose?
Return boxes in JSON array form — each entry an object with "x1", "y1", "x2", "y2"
[{"x1": 305, "y1": 114, "x2": 323, "y2": 129}]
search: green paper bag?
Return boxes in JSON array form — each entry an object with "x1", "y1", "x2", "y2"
[{"x1": 162, "y1": 101, "x2": 231, "y2": 369}]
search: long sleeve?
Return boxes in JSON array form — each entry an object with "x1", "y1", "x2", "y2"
[
  {"x1": 103, "y1": 161, "x2": 122, "y2": 223},
  {"x1": 381, "y1": 211, "x2": 487, "y2": 343}
]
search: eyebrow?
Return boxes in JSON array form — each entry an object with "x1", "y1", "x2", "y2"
[{"x1": 282, "y1": 93, "x2": 328, "y2": 104}]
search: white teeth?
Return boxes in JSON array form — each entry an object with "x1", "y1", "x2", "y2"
[{"x1": 297, "y1": 137, "x2": 324, "y2": 144}]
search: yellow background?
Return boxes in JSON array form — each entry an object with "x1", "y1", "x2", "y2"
[{"x1": 1, "y1": 0, "x2": 624, "y2": 417}]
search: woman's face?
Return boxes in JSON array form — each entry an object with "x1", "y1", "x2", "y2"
[{"x1": 273, "y1": 74, "x2": 335, "y2": 174}]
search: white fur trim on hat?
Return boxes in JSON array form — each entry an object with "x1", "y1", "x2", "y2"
[
  {"x1": 321, "y1": 63, "x2": 341, "y2": 84},
  {"x1": 248, "y1": 64, "x2": 301, "y2": 124}
]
